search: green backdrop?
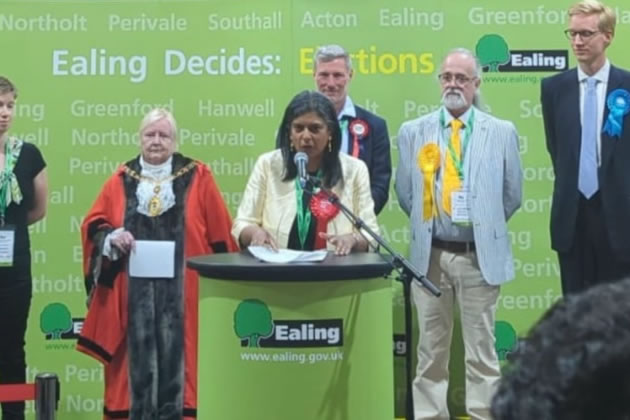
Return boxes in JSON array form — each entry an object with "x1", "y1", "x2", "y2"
[{"x1": 2, "y1": 0, "x2": 630, "y2": 418}]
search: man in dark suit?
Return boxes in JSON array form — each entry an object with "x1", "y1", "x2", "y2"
[
  {"x1": 313, "y1": 44, "x2": 392, "y2": 214},
  {"x1": 541, "y1": 0, "x2": 630, "y2": 294}
]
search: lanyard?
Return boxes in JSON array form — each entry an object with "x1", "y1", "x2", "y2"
[
  {"x1": 294, "y1": 170, "x2": 323, "y2": 249},
  {"x1": 295, "y1": 178, "x2": 312, "y2": 249},
  {"x1": 0, "y1": 139, "x2": 15, "y2": 225},
  {"x1": 440, "y1": 108, "x2": 475, "y2": 181}
]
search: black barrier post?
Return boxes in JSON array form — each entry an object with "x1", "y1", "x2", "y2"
[{"x1": 35, "y1": 373, "x2": 59, "y2": 420}]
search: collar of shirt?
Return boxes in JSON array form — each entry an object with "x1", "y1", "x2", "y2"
[
  {"x1": 139, "y1": 155, "x2": 173, "y2": 178},
  {"x1": 441, "y1": 105, "x2": 474, "y2": 129},
  {"x1": 337, "y1": 96, "x2": 356, "y2": 121},
  {"x1": 577, "y1": 59, "x2": 610, "y2": 84}
]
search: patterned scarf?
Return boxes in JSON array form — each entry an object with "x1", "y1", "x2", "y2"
[{"x1": 0, "y1": 137, "x2": 23, "y2": 221}]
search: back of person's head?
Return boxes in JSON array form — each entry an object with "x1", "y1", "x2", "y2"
[
  {"x1": 491, "y1": 278, "x2": 630, "y2": 420},
  {"x1": 0, "y1": 76, "x2": 18, "y2": 98}
]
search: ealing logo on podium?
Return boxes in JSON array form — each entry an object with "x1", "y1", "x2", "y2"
[
  {"x1": 476, "y1": 34, "x2": 568, "y2": 72},
  {"x1": 233, "y1": 299, "x2": 343, "y2": 348}
]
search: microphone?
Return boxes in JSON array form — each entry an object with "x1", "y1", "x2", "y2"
[{"x1": 293, "y1": 152, "x2": 309, "y2": 187}]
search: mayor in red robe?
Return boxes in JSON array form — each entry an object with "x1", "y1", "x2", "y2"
[{"x1": 76, "y1": 108, "x2": 238, "y2": 419}]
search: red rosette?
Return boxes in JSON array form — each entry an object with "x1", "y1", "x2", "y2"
[
  {"x1": 349, "y1": 119, "x2": 369, "y2": 138},
  {"x1": 309, "y1": 190, "x2": 340, "y2": 249},
  {"x1": 309, "y1": 190, "x2": 340, "y2": 221},
  {"x1": 349, "y1": 119, "x2": 369, "y2": 158}
]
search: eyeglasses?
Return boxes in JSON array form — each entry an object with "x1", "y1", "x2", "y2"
[
  {"x1": 564, "y1": 29, "x2": 601, "y2": 40},
  {"x1": 437, "y1": 73, "x2": 476, "y2": 86}
]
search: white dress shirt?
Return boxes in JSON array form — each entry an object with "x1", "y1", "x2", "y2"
[{"x1": 337, "y1": 96, "x2": 357, "y2": 154}]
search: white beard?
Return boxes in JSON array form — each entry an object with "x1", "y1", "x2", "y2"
[{"x1": 441, "y1": 89, "x2": 467, "y2": 111}]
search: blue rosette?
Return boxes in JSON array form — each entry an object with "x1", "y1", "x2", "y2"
[{"x1": 603, "y1": 88, "x2": 630, "y2": 138}]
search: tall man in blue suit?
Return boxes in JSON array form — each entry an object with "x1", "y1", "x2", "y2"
[
  {"x1": 541, "y1": 0, "x2": 630, "y2": 295},
  {"x1": 313, "y1": 44, "x2": 392, "y2": 214},
  {"x1": 395, "y1": 49, "x2": 522, "y2": 420}
]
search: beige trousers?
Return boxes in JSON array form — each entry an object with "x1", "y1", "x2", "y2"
[{"x1": 412, "y1": 247, "x2": 501, "y2": 420}]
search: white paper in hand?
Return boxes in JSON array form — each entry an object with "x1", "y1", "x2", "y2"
[{"x1": 129, "y1": 240, "x2": 175, "y2": 278}]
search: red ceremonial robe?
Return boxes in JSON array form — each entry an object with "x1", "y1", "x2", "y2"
[{"x1": 76, "y1": 154, "x2": 237, "y2": 419}]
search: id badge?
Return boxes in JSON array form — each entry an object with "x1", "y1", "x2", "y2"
[
  {"x1": 451, "y1": 190, "x2": 471, "y2": 224},
  {"x1": 0, "y1": 225, "x2": 16, "y2": 267}
]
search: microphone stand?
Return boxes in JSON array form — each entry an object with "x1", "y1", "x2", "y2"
[{"x1": 303, "y1": 176, "x2": 441, "y2": 420}]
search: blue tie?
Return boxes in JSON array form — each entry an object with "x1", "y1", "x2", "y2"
[{"x1": 578, "y1": 77, "x2": 599, "y2": 198}]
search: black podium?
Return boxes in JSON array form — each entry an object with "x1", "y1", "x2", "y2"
[{"x1": 188, "y1": 251, "x2": 394, "y2": 420}]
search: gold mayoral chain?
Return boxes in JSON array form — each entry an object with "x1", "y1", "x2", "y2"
[{"x1": 123, "y1": 161, "x2": 196, "y2": 217}]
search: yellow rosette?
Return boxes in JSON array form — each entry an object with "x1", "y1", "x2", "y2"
[{"x1": 417, "y1": 143, "x2": 441, "y2": 221}]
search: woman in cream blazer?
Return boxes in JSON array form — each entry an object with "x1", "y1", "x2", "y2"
[{"x1": 232, "y1": 91, "x2": 379, "y2": 255}]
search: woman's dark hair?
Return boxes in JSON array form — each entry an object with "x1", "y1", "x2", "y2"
[{"x1": 278, "y1": 90, "x2": 342, "y2": 189}]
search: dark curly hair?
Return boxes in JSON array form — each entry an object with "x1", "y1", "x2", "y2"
[
  {"x1": 491, "y1": 278, "x2": 630, "y2": 420},
  {"x1": 277, "y1": 90, "x2": 342, "y2": 189}
]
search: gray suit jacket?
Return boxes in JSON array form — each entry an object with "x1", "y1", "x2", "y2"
[{"x1": 395, "y1": 107, "x2": 523, "y2": 286}]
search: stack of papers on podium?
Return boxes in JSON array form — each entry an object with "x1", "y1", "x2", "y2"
[{"x1": 248, "y1": 246, "x2": 328, "y2": 264}]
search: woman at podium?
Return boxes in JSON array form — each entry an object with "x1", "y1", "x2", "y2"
[
  {"x1": 232, "y1": 90, "x2": 378, "y2": 255},
  {"x1": 76, "y1": 108, "x2": 238, "y2": 419}
]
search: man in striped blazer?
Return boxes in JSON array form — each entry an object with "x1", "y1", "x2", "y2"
[{"x1": 395, "y1": 48, "x2": 523, "y2": 420}]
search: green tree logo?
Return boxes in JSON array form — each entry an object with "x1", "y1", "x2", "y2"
[
  {"x1": 234, "y1": 299, "x2": 274, "y2": 348},
  {"x1": 495, "y1": 320, "x2": 518, "y2": 361},
  {"x1": 40, "y1": 303, "x2": 73, "y2": 340},
  {"x1": 476, "y1": 34, "x2": 511, "y2": 72}
]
